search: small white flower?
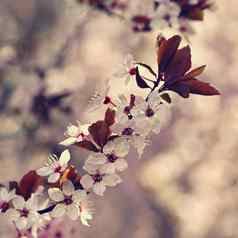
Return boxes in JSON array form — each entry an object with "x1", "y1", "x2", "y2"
[
  {"x1": 60, "y1": 122, "x2": 90, "y2": 146},
  {"x1": 85, "y1": 137, "x2": 129, "y2": 174},
  {"x1": 81, "y1": 164, "x2": 122, "y2": 196},
  {"x1": 0, "y1": 187, "x2": 16, "y2": 212},
  {"x1": 37, "y1": 150, "x2": 71, "y2": 184},
  {"x1": 48, "y1": 180, "x2": 87, "y2": 221},
  {"x1": 5, "y1": 194, "x2": 49, "y2": 232},
  {"x1": 114, "y1": 54, "x2": 136, "y2": 84}
]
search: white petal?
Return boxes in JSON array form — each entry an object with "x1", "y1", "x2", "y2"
[
  {"x1": 59, "y1": 149, "x2": 71, "y2": 166},
  {"x1": 51, "y1": 204, "x2": 66, "y2": 218},
  {"x1": 48, "y1": 173, "x2": 60, "y2": 184},
  {"x1": 66, "y1": 204, "x2": 80, "y2": 220},
  {"x1": 83, "y1": 163, "x2": 98, "y2": 174},
  {"x1": 36, "y1": 167, "x2": 53, "y2": 177},
  {"x1": 113, "y1": 138, "x2": 130, "y2": 157},
  {"x1": 100, "y1": 163, "x2": 115, "y2": 174},
  {"x1": 114, "y1": 159, "x2": 128, "y2": 172},
  {"x1": 103, "y1": 174, "x2": 122, "y2": 187},
  {"x1": 86, "y1": 154, "x2": 107, "y2": 165},
  {"x1": 80, "y1": 175, "x2": 94, "y2": 190},
  {"x1": 62, "y1": 181, "x2": 75, "y2": 196},
  {"x1": 92, "y1": 182, "x2": 106, "y2": 196},
  {"x1": 15, "y1": 217, "x2": 28, "y2": 230},
  {"x1": 59, "y1": 137, "x2": 78, "y2": 146},
  {"x1": 103, "y1": 141, "x2": 114, "y2": 155},
  {"x1": 48, "y1": 188, "x2": 64, "y2": 202},
  {"x1": 12, "y1": 196, "x2": 25, "y2": 210},
  {"x1": 0, "y1": 187, "x2": 8, "y2": 201},
  {"x1": 26, "y1": 196, "x2": 38, "y2": 210},
  {"x1": 80, "y1": 211, "x2": 93, "y2": 226},
  {"x1": 5, "y1": 208, "x2": 20, "y2": 221},
  {"x1": 72, "y1": 190, "x2": 87, "y2": 203}
]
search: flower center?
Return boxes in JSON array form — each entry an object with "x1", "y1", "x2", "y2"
[
  {"x1": 107, "y1": 154, "x2": 118, "y2": 163},
  {"x1": 93, "y1": 174, "x2": 103, "y2": 183},
  {"x1": 122, "y1": 127, "x2": 134, "y2": 136},
  {"x1": 0, "y1": 202, "x2": 9, "y2": 212},
  {"x1": 54, "y1": 166, "x2": 62, "y2": 173},
  {"x1": 64, "y1": 197, "x2": 73, "y2": 205},
  {"x1": 20, "y1": 208, "x2": 29, "y2": 217},
  {"x1": 146, "y1": 107, "x2": 154, "y2": 117},
  {"x1": 129, "y1": 67, "x2": 136, "y2": 76},
  {"x1": 103, "y1": 96, "x2": 111, "y2": 104}
]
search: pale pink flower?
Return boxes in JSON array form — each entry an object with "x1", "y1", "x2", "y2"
[
  {"x1": 48, "y1": 180, "x2": 87, "y2": 221},
  {"x1": 81, "y1": 164, "x2": 122, "y2": 196},
  {"x1": 37, "y1": 150, "x2": 71, "y2": 183},
  {"x1": 60, "y1": 122, "x2": 90, "y2": 146}
]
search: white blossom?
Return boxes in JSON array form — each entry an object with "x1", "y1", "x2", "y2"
[
  {"x1": 81, "y1": 164, "x2": 122, "y2": 196},
  {"x1": 0, "y1": 187, "x2": 16, "y2": 212},
  {"x1": 5, "y1": 194, "x2": 49, "y2": 234},
  {"x1": 85, "y1": 137, "x2": 130, "y2": 174},
  {"x1": 60, "y1": 122, "x2": 90, "y2": 146},
  {"x1": 37, "y1": 150, "x2": 71, "y2": 184},
  {"x1": 48, "y1": 180, "x2": 87, "y2": 221}
]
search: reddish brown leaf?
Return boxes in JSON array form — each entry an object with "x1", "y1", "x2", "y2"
[
  {"x1": 88, "y1": 121, "x2": 111, "y2": 147},
  {"x1": 76, "y1": 140, "x2": 99, "y2": 152},
  {"x1": 104, "y1": 108, "x2": 116, "y2": 126},
  {"x1": 185, "y1": 65, "x2": 206, "y2": 78},
  {"x1": 165, "y1": 46, "x2": 191, "y2": 78},
  {"x1": 157, "y1": 35, "x2": 182, "y2": 72},
  {"x1": 184, "y1": 79, "x2": 220, "y2": 96},
  {"x1": 19, "y1": 171, "x2": 44, "y2": 200}
]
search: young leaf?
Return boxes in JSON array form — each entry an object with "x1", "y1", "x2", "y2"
[
  {"x1": 165, "y1": 46, "x2": 191, "y2": 78},
  {"x1": 104, "y1": 108, "x2": 116, "y2": 126},
  {"x1": 157, "y1": 35, "x2": 182, "y2": 72},
  {"x1": 135, "y1": 67, "x2": 151, "y2": 89},
  {"x1": 185, "y1": 65, "x2": 206, "y2": 78},
  {"x1": 19, "y1": 171, "x2": 43, "y2": 200},
  {"x1": 88, "y1": 121, "x2": 111, "y2": 147},
  {"x1": 184, "y1": 79, "x2": 220, "y2": 96}
]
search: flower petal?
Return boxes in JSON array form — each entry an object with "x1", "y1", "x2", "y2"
[
  {"x1": 100, "y1": 163, "x2": 115, "y2": 174},
  {"x1": 59, "y1": 137, "x2": 78, "y2": 147},
  {"x1": 62, "y1": 180, "x2": 75, "y2": 196},
  {"x1": 51, "y1": 204, "x2": 66, "y2": 218},
  {"x1": 59, "y1": 149, "x2": 71, "y2": 166},
  {"x1": 36, "y1": 167, "x2": 53, "y2": 177},
  {"x1": 15, "y1": 217, "x2": 28, "y2": 230},
  {"x1": 48, "y1": 173, "x2": 60, "y2": 184},
  {"x1": 66, "y1": 204, "x2": 80, "y2": 220},
  {"x1": 12, "y1": 196, "x2": 25, "y2": 210},
  {"x1": 80, "y1": 210, "x2": 93, "y2": 226},
  {"x1": 114, "y1": 159, "x2": 128, "y2": 172},
  {"x1": 80, "y1": 175, "x2": 94, "y2": 190},
  {"x1": 72, "y1": 190, "x2": 87, "y2": 203},
  {"x1": 86, "y1": 154, "x2": 107, "y2": 165},
  {"x1": 48, "y1": 188, "x2": 64, "y2": 202},
  {"x1": 103, "y1": 174, "x2": 122, "y2": 187},
  {"x1": 5, "y1": 208, "x2": 20, "y2": 221},
  {"x1": 92, "y1": 182, "x2": 106, "y2": 196}
]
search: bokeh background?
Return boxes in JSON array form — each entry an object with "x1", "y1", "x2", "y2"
[{"x1": 0, "y1": 0, "x2": 238, "y2": 237}]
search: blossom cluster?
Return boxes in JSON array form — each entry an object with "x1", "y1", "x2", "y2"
[
  {"x1": 76, "y1": 0, "x2": 214, "y2": 35},
  {"x1": 0, "y1": 34, "x2": 220, "y2": 237}
]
